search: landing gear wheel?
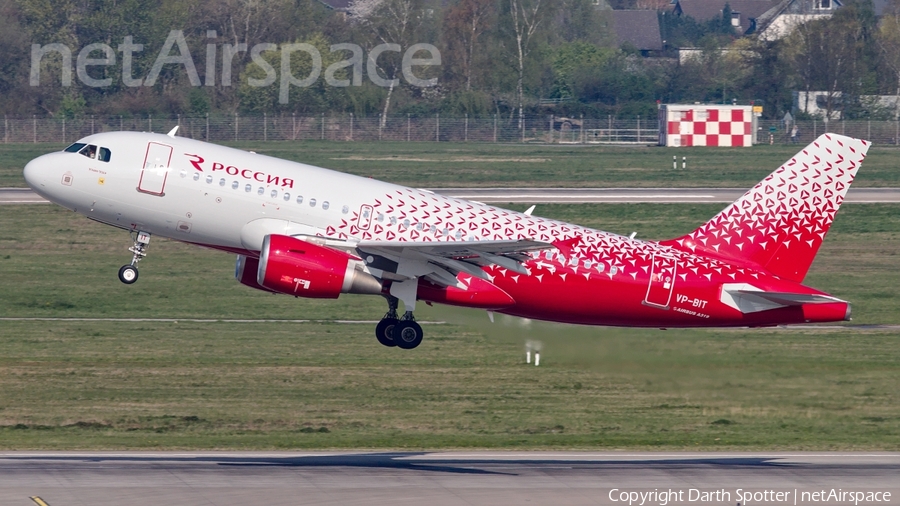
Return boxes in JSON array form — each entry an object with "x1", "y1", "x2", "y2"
[
  {"x1": 120, "y1": 230, "x2": 151, "y2": 284},
  {"x1": 118, "y1": 265, "x2": 139, "y2": 284},
  {"x1": 375, "y1": 318, "x2": 398, "y2": 347},
  {"x1": 393, "y1": 320, "x2": 423, "y2": 350}
]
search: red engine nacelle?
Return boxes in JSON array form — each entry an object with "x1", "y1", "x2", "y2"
[
  {"x1": 256, "y1": 234, "x2": 382, "y2": 298},
  {"x1": 235, "y1": 255, "x2": 276, "y2": 293}
]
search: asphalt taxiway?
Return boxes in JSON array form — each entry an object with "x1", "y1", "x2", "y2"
[
  {"x1": 4, "y1": 187, "x2": 900, "y2": 204},
  {"x1": 1, "y1": 452, "x2": 898, "y2": 506}
]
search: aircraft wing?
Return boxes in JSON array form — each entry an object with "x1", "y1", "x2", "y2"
[
  {"x1": 355, "y1": 238, "x2": 552, "y2": 285},
  {"x1": 356, "y1": 238, "x2": 550, "y2": 257}
]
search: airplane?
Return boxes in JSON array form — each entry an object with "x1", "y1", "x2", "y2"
[{"x1": 23, "y1": 130, "x2": 869, "y2": 349}]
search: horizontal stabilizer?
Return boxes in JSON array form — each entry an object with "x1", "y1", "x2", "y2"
[
  {"x1": 734, "y1": 290, "x2": 845, "y2": 307},
  {"x1": 719, "y1": 283, "x2": 845, "y2": 314}
]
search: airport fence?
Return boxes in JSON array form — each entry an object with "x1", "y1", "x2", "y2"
[{"x1": 3, "y1": 114, "x2": 899, "y2": 146}]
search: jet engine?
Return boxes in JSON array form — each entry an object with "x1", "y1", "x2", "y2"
[
  {"x1": 235, "y1": 255, "x2": 276, "y2": 293},
  {"x1": 255, "y1": 234, "x2": 383, "y2": 298}
]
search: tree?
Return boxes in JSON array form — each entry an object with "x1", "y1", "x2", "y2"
[
  {"x1": 0, "y1": 0, "x2": 31, "y2": 114},
  {"x1": 557, "y1": 0, "x2": 614, "y2": 46},
  {"x1": 238, "y1": 34, "x2": 349, "y2": 113},
  {"x1": 349, "y1": 0, "x2": 429, "y2": 125},
  {"x1": 877, "y1": 1, "x2": 900, "y2": 118},
  {"x1": 787, "y1": 2, "x2": 875, "y2": 118},
  {"x1": 442, "y1": 0, "x2": 495, "y2": 92},
  {"x1": 741, "y1": 38, "x2": 793, "y2": 119},
  {"x1": 551, "y1": 42, "x2": 614, "y2": 99},
  {"x1": 505, "y1": 0, "x2": 552, "y2": 129}
]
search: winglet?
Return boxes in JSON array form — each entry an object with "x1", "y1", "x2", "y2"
[
  {"x1": 167, "y1": 126, "x2": 179, "y2": 138},
  {"x1": 524, "y1": 205, "x2": 536, "y2": 216}
]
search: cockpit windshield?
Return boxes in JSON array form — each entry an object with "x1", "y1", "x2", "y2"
[
  {"x1": 80, "y1": 145, "x2": 98, "y2": 159},
  {"x1": 63, "y1": 143, "x2": 111, "y2": 162}
]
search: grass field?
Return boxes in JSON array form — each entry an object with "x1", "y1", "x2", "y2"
[
  {"x1": 2, "y1": 141, "x2": 899, "y2": 189},
  {"x1": 0, "y1": 204, "x2": 898, "y2": 450}
]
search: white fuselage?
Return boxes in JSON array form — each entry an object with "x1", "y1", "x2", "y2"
[{"x1": 26, "y1": 132, "x2": 420, "y2": 253}]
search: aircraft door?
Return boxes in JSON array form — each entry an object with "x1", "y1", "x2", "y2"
[
  {"x1": 357, "y1": 204, "x2": 373, "y2": 230},
  {"x1": 138, "y1": 142, "x2": 173, "y2": 196},
  {"x1": 644, "y1": 253, "x2": 677, "y2": 309}
]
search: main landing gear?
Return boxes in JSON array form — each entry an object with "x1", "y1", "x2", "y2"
[
  {"x1": 118, "y1": 230, "x2": 151, "y2": 284},
  {"x1": 375, "y1": 295, "x2": 423, "y2": 349}
]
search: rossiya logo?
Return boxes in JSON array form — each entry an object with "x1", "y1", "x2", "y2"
[{"x1": 184, "y1": 153, "x2": 294, "y2": 188}]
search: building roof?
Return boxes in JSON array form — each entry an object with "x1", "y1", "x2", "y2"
[
  {"x1": 674, "y1": 0, "x2": 777, "y2": 33},
  {"x1": 753, "y1": 0, "x2": 843, "y2": 38},
  {"x1": 610, "y1": 10, "x2": 664, "y2": 51}
]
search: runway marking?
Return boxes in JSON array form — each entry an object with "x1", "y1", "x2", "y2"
[
  {"x1": 3, "y1": 450, "x2": 900, "y2": 460},
  {"x1": 398, "y1": 451, "x2": 900, "y2": 459},
  {"x1": 30, "y1": 497, "x2": 50, "y2": 506}
]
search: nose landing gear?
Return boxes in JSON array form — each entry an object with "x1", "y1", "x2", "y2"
[{"x1": 118, "y1": 230, "x2": 151, "y2": 284}]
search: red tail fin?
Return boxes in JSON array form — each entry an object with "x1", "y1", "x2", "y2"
[{"x1": 661, "y1": 134, "x2": 870, "y2": 282}]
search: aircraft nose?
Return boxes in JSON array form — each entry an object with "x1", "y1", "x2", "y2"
[{"x1": 23, "y1": 154, "x2": 50, "y2": 189}]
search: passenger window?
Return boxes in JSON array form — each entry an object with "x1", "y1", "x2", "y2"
[
  {"x1": 322, "y1": 201, "x2": 330, "y2": 210},
  {"x1": 309, "y1": 198, "x2": 317, "y2": 207},
  {"x1": 232, "y1": 181, "x2": 239, "y2": 190},
  {"x1": 78, "y1": 144, "x2": 98, "y2": 159},
  {"x1": 64, "y1": 143, "x2": 86, "y2": 153},
  {"x1": 270, "y1": 189, "x2": 278, "y2": 198},
  {"x1": 245, "y1": 184, "x2": 252, "y2": 192},
  {"x1": 283, "y1": 192, "x2": 291, "y2": 202},
  {"x1": 257, "y1": 187, "x2": 264, "y2": 195},
  {"x1": 296, "y1": 195, "x2": 304, "y2": 204},
  {"x1": 342, "y1": 205, "x2": 349, "y2": 214},
  {"x1": 98, "y1": 147, "x2": 111, "y2": 162}
]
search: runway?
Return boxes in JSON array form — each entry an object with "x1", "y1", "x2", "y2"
[
  {"x1": 1, "y1": 452, "x2": 897, "y2": 506},
  {"x1": 4, "y1": 187, "x2": 900, "y2": 204}
]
